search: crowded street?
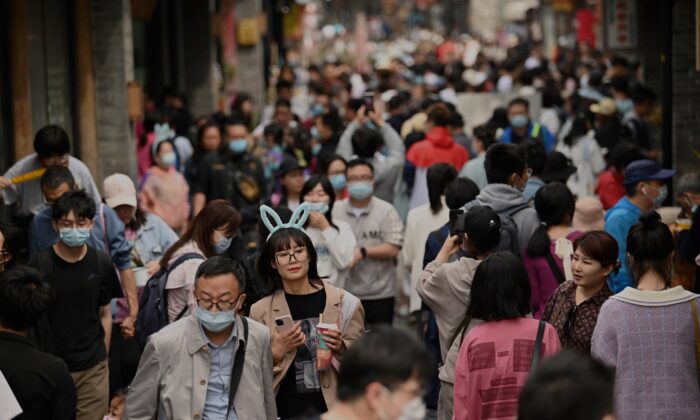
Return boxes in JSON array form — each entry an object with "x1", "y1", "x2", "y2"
[{"x1": 1, "y1": 0, "x2": 700, "y2": 419}]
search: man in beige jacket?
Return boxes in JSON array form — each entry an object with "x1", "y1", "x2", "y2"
[{"x1": 125, "y1": 257, "x2": 276, "y2": 420}]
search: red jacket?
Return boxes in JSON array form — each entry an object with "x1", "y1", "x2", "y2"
[
  {"x1": 595, "y1": 168, "x2": 625, "y2": 210},
  {"x1": 406, "y1": 127, "x2": 469, "y2": 170}
]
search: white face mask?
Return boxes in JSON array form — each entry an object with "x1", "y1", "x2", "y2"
[{"x1": 378, "y1": 386, "x2": 427, "y2": 420}]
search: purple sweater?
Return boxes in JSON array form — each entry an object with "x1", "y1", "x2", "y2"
[{"x1": 591, "y1": 286, "x2": 700, "y2": 420}]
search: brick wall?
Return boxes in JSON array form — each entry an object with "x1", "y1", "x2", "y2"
[
  {"x1": 90, "y1": 0, "x2": 136, "y2": 182},
  {"x1": 672, "y1": 0, "x2": 700, "y2": 174}
]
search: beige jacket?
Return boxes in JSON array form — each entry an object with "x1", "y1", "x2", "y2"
[
  {"x1": 415, "y1": 258, "x2": 483, "y2": 385},
  {"x1": 249, "y1": 281, "x2": 365, "y2": 408},
  {"x1": 124, "y1": 315, "x2": 276, "y2": 420}
]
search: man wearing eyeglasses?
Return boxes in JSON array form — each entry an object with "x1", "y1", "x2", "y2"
[
  {"x1": 126, "y1": 256, "x2": 277, "y2": 420},
  {"x1": 0, "y1": 125, "x2": 101, "y2": 221}
]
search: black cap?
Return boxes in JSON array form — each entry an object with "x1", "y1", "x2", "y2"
[
  {"x1": 458, "y1": 206, "x2": 501, "y2": 250},
  {"x1": 278, "y1": 156, "x2": 305, "y2": 177},
  {"x1": 541, "y1": 151, "x2": 577, "y2": 183}
]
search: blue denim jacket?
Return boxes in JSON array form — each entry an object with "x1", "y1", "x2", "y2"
[
  {"x1": 29, "y1": 203, "x2": 132, "y2": 270},
  {"x1": 605, "y1": 196, "x2": 642, "y2": 293},
  {"x1": 132, "y1": 213, "x2": 178, "y2": 266}
]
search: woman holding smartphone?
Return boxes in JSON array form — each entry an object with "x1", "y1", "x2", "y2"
[{"x1": 250, "y1": 205, "x2": 365, "y2": 419}]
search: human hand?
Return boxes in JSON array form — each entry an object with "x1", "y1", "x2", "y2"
[
  {"x1": 368, "y1": 110, "x2": 384, "y2": 127},
  {"x1": 321, "y1": 329, "x2": 344, "y2": 354},
  {"x1": 355, "y1": 105, "x2": 367, "y2": 125},
  {"x1": 350, "y1": 247, "x2": 363, "y2": 269},
  {"x1": 435, "y1": 235, "x2": 462, "y2": 264},
  {"x1": 308, "y1": 211, "x2": 330, "y2": 230},
  {"x1": 0, "y1": 176, "x2": 12, "y2": 190},
  {"x1": 271, "y1": 322, "x2": 306, "y2": 364},
  {"x1": 121, "y1": 317, "x2": 135, "y2": 339},
  {"x1": 145, "y1": 261, "x2": 161, "y2": 277}
]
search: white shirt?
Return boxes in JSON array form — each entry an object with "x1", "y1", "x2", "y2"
[{"x1": 305, "y1": 219, "x2": 357, "y2": 288}]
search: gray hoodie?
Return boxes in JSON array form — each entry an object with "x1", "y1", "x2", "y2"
[{"x1": 473, "y1": 183, "x2": 540, "y2": 250}]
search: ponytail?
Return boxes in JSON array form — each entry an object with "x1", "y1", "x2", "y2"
[{"x1": 527, "y1": 223, "x2": 551, "y2": 257}]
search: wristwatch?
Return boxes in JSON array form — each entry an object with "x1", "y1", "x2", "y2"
[{"x1": 360, "y1": 247, "x2": 367, "y2": 258}]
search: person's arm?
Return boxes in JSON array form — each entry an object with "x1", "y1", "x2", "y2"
[
  {"x1": 336, "y1": 121, "x2": 361, "y2": 159},
  {"x1": 51, "y1": 362, "x2": 77, "y2": 420},
  {"x1": 192, "y1": 192, "x2": 207, "y2": 216},
  {"x1": 100, "y1": 304, "x2": 112, "y2": 353},
  {"x1": 379, "y1": 121, "x2": 406, "y2": 165},
  {"x1": 321, "y1": 223, "x2": 357, "y2": 270},
  {"x1": 119, "y1": 268, "x2": 138, "y2": 337},
  {"x1": 367, "y1": 205, "x2": 404, "y2": 260},
  {"x1": 124, "y1": 338, "x2": 162, "y2": 419},
  {"x1": 260, "y1": 329, "x2": 278, "y2": 420},
  {"x1": 416, "y1": 234, "x2": 461, "y2": 311},
  {"x1": 365, "y1": 243, "x2": 401, "y2": 260},
  {"x1": 452, "y1": 339, "x2": 471, "y2": 420},
  {"x1": 400, "y1": 214, "x2": 416, "y2": 270}
]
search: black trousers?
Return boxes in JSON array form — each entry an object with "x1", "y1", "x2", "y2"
[
  {"x1": 108, "y1": 325, "x2": 141, "y2": 397},
  {"x1": 361, "y1": 297, "x2": 395, "y2": 330}
]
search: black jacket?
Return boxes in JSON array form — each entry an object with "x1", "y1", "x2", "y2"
[{"x1": 0, "y1": 331, "x2": 76, "y2": 419}]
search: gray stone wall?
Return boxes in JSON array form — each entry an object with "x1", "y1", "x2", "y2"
[{"x1": 182, "y1": 0, "x2": 217, "y2": 118}]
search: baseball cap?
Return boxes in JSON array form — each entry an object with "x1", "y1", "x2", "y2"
[
  {"x1": 103, "y1": 173, "x2": 137, "y2": 208},
  {"x1": 278, "y1": 156, "x2": 305, "y2": 177},
  {"x1": 541, "y1": 152, "x2": 577, "y2": 183},
  {"x1": 459, "y1": 206, "x2": 501, "y2": 251},
  {"x1": 590, "y1": 98, "x2": 618, "y2": 116},
  {"x1": 623, "y1": 160, "x2": 675, "y2": 186}
]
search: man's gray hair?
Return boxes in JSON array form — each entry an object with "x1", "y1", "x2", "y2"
[{"x1": 677, "y1": 173, "x2": 700, "y2": 194}]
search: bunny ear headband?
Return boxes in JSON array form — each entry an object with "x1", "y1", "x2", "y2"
[
  {"x1": 152, "y1": 123, "x2": 176, "y2": 156},
  {"x1": 260, "y1": 203, "x2": 310, "y2": 240}
]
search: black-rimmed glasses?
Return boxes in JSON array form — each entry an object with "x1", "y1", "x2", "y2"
[{"x1": 275, "y1": 247, "x2": 308, "y2": 266}]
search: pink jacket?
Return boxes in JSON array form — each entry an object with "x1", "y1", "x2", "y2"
[{"x1": 454, "y1": 318, "x2": 561, "y2": 420}]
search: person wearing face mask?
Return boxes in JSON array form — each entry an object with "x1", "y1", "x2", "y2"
[
  {"x1": 138, "y1": 135, "x2": 190, "y2": 234},
  {"x1": 675, "y1": 173, "x2": 700, "y2": 293},
  {"x1": 157, "y1": 200, "x2": 242, "y2": 322},
  {"x1": 321, "y1": 155, "x2": 349, "y2": 200},
  {"x1": 499, "y1": 97, "x2": 556, "y2": 152},
  {"x1": 321, "y1": 327, "x2": 431, "y2": 420},
  {"x1": 250, "y1": 205, "x2": 365, "y2": 419},
  {"x1": 605, "y1": 160, "x2": 675, "y2": 293},
  {"x1": 300, "y1": 175, "x2": 356, "y2": 288},
  {"x1": 27, "y1": 190, "x2": 123, "y2": 420},
  {"x1": 125, "y1": 256, "x2": 277, "y2": 419},
  {"x1": 333, "y1": 159, "x2": 404, "y2": 327},
  {"x1": 462, "y1": 143, "x2": 540, "y2": 252}
]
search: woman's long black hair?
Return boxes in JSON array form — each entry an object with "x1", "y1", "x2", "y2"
[
  {"x1": 427, "y1": 163, "x2": 458, "y2": 214},
  {"x1": 527, "y1": 182, "x2": 576, "y2": 257},
  {"x1": 257, "y1": 228, "x2": 326, "y2": 294},
  {"x1": 300, "y1": 175, "x2": 338, "y2": 231}
]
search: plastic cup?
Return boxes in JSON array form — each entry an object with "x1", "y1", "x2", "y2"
[
  {"x1": 316, "y1": 322, "x2": 339, "y2": 371},
  {"x1": 133, "y1": 267, "x2": 149, "y2": 287}
]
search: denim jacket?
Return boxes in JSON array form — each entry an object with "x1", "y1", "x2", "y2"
[{"x1": 132, "y1": 213, "x2": 178, "y2": 266}]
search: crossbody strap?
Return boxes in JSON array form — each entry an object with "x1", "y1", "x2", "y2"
[
  {"x1": 544, "y1": 251, "x2": 567, "y2": 285},
  {"x1": 530, "y1": 320, "x2": 546, "y2": 374},
  {"x1": 226, "y1": 316, "x2": 249, "y2": 417},
  {"x1": 691, "y1": 300, "x2": 700, "y2": 388}
]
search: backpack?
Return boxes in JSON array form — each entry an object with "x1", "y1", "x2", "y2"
[
  {"x1": 463, "y1": 201, "x2": 529, "y2": 257},
  {"x1": 135, "y1": 252, "x2": 204, "y2": 349}
]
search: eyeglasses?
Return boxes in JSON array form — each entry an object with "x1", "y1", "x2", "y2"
[
  {"x1": 347, "y1": 175, "x2": 373, "y2": 182},
  {"x1": 275, "y1": 247, "x2": 308, "y2": 266},
  {"x1": 196, "y1": 296, "x2": 240, "y2": 311},
  {"x1": 564, "y1": 305, "x2": 578, "y2": 337}
]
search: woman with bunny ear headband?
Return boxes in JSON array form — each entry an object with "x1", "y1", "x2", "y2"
[{"x1": 250, "y1": 204, "x2": 366, "y2": 418}]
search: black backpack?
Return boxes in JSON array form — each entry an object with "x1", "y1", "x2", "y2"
[
  {"x1": 135, "y1": 253, "x2": 204, "y2": 349},
  {"x1": 462, "y1": 201, "x2": 530, "y2": 257}
]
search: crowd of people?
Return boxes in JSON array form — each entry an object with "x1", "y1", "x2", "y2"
[{"x1": 1, "y1": 32, "x2": 700, "y2": 420}]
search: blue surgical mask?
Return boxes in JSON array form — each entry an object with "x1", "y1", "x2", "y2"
[
  {"x1": 348, "y1": 182, "x2": 374, "y2": 200},
  {"x1": 310, "y1": 126, "x2": 320, "y2": 139},
  {"x1": 330, "y1": 174, "x2": 346, "y2": 190},
  {"x1": 615, "y1": 99, "x2": 633, "y2": 114},
  {"x1": 306, "y1": 201, "x2": 329, "y2": 214},
  {"x1": 195, "y1": 306, "x2": 237, "y2": 332},
  {"x1": 311, "y1": 143, "x2": 322, "y2": 156},
  {"x1": 510, "y1": 114, "x2": 529, "y2": 128},
  {"x1": 59, "y1": 227, "x2": 91, "y2": 247},
  {"x1": 213, "y1": 236, "x2": 232, "y2": 255},
  {"x1": 228, "y1": 139, "x2": 248, "y2": 155},
  {"x1": 160, "y1": 152, "x2": 177, "y2": 167}
]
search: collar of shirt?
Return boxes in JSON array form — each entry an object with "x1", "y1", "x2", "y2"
[{"x1": 562, "y1": 281, "x2": 613, "y2": 307}]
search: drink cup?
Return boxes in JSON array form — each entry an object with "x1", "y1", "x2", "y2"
[
  {"x1": 316, "y1": 322, "x2": 339, "y2": 371},
  {"x1": 133, "y1": 267, "x2": 149, "y2": 287},
  {"x1": 676, "y1": 218, "x2": 692, "y2": 231}
]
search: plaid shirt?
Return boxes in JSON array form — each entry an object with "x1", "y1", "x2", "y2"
[{"x1": 541, "y1": 280, "x2": 612, "y2": 353}]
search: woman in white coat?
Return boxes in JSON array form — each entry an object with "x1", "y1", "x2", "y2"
[
  {"x1": 402, "y1": 163, "x2": 458, "y2": 313},
  {"x1": 301, "y1": 175, "x2": 356, "y2": 288},
  {"x1": 556, "y1": 111, "x2": 606, "y2": 197}
]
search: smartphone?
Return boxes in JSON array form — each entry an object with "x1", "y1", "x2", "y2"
[
  {"x1": 275, "y1": 315, "x2": 295, "y2": 334},
  {"x1": 449, "y1": 209, "x2": 464, "y2": 245},
  {"x1": 363, "y1": 91, "x2": 375, "y2": 113}
]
